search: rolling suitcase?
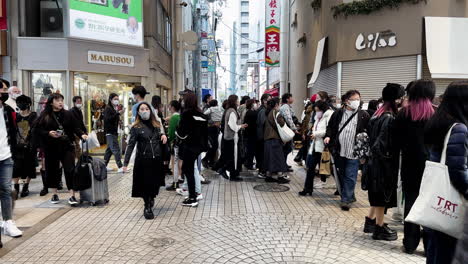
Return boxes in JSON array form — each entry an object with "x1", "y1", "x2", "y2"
[{"x1": 79, "y1": 144, "x2": 109, "y2": 206}]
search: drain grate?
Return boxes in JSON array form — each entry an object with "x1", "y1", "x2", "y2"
[
  {"x1": 253, "y1": 184, "x2": 290, "y2": 192},
  {"x1": 149, "y1": 237, "x2": 176, "y2": 249}
]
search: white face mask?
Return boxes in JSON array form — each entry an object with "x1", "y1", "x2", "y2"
[
  {"x1": 75, "y1": 104, "x2": 82, "y2": 109},
  {"x1": 112, "y1": 99, "x2": 119, "y2": 106},
  {"x1": 348, "y1": 100, "x2": 360, "y2": 110},
  {"x1": 315, "y1": 111, "x2": 323, "y2": 120},
  {"x1": 11, "y1": 93, "x2": 22, "y2": 100},
  {"x1": 139, "y1": 111, "x2": 150, "y2": 120}
]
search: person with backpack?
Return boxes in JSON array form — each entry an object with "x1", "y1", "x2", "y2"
[
  {"x1": 176, "y1": 93, "x2": 208, "y2": 207},
  {"x1": 324, "y1": 90, "x2": 370, "y2": 211},
  {"x1": 166, "y1": 100, "x2": 182, "y2": 191},
  {"x1": 11, "y1": 95, "x2": 37, "y2": 198},
  {"x1": 35, "y1": 93, "x2": 88, "y2": 205},
  {"x1": 202, "y1": 99, "x2": 223, "y2": 169},
  {"x1": 123, "y1": 102, "x2": 167, "y2": 219}
]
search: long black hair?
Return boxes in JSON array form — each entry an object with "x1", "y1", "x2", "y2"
[
  {"x1": 37, "y1": 93, "x2": 64, "y2": 125},
  {"x1": 265, "y1": 97, "x2": 280, "y2": 116},
  {"x1": 425, "y1": 81, "x2": 468, "y2": 152},
  {"x1": 108, "y1": 93, "x2": 118, "y2": 107}
]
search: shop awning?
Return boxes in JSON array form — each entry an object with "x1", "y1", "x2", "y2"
[
  {"x1": 425, "y1": 17, "x2": 468, "y2": 79},
  {"x1": 263, "y1": 87, "x2": 279, "y2": 97},
  {"x1": 307, "y1": 37, "x2": 327, "y2": 89}
]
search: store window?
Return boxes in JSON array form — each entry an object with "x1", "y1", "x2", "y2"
[{"x1": 31, "y1": 72, "x2": 66, "y2": 114}]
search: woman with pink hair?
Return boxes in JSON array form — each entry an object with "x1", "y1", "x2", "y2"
[{"x1": 393, "y1": 79, "x2": 436, "y2": 254}]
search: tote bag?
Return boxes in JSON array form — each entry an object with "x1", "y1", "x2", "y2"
[
  {"x1": 405, "y1": 124, "x2": 465, "y2": 239},
  {"x1": 319, "y1": 148, "x2": 332, "y2": 175},
  {"x1": 274, "y1": 112, "x2": 295, "y2": 144}
]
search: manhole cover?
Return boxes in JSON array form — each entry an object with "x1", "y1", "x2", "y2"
[
  {"x1": 253, "y1": 184, "x2": 290, "y2": 192},
  {"x1": 149, "y1": 237, "x2": 176, "y2": 249}
]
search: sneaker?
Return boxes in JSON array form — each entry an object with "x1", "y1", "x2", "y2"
[
  {"x1": 282, "y1": 174, "x2": 290, "y2": 180},
  {"x1": 363, "y1": 217, "x2": 376, "y2": 233},
  {"x1": 40, "y1": 188, "x2": 48, "y2": 196},
  {"x1": 314, "y1": 182, "x2": 325, "y2": 189},
  {"x1": 2, "y1": 220, "x2": 23, "y2": 238},
  {"x1": 50, "y1": 194, "x2": 60, "y2": 204},
  {"x1": 182, "y1": 198, "x2": 198, "y2": 207},
  {"x1": 340, "y1": 202, "x2": 350, "y2": 211},
  {"x1": 197, "y1": 193, "x2": 204, "y2": 201},
  {"x1": 218, "y1": 170, "x2": 229, "y2": 180},
  {"x1": 277, "y1": 177, "x2": 290, "y2": 184},
  {"x1": 117, "y1": 168, "x2": 124, "y2": 173},
  {"x1": 257, "y1": 172, "x2": 266, "y2": 179},
  {"x1": 68, "y1": 196, "x2": 79, "y2": 206},
  {"x1": 176, "y1": 188, "x2": 188, "y2": 196},
  {"x1": 106, "y1": 167, "x2": 114, "y2": 172},
  {"x1": 166, "y1": 182, "x2": 178, "y2": 191},
  {"x1": 372, "y1": 224, "x2": 398, "y2": 241}
]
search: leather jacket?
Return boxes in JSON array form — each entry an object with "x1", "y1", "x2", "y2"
[{"x1": 124, "y1": 121, "x2": 162, "y2": 166}]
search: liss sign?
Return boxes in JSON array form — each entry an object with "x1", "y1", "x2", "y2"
[{"x1": 88, "y1": 51, "x2": 134, "y2": 67}]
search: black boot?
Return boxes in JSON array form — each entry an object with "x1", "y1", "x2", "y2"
[
  {"x1": 372, "y1": 224, "x2": 398, "y2": 241},
  {"x1": 40, "y1": 170, "x2": 48, "y2": 196},
  {"x1": 21, "y1": 183, "x2": 30, "y2": 198},
  {"x1": 13, "y1": 184, "x2": 20, "y2": 200},
  {"x1": 143, "y1": 197, "x2": 154, "y2": 219},
  {"x1": 363, "y1": 217, "x2": 376, "y2": 233},
  {"x1": 298, "y1": 190, "x2": 313, "y2": 196}
]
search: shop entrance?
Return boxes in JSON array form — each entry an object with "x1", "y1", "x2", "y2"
[{"x1": 74, "y1": 72, "x2": 141, "y2": 155}]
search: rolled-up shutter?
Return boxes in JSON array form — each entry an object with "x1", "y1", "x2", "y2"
[
  {"x1": 341, "y1": 56, "x2": 417, "y2": 102},
  {"x1": 311, "y1": 64, "x2": 338, "y2": 97},
  {"x1": 422, "y1": 56, "x2": 458, "y2": 96}
]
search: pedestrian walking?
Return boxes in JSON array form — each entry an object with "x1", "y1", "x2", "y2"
[
  {"x1": 256, "y1": 94, "x2": 271, "y2": 178},
  {"x1": 364, "y1": 83, "x2": 404, "y2": 241},
  {"x1": 166, "y1": 100, "x2": 182, "y2": 191},
  {"x1": 299, "y1": 101, "x2": 334, "y2": 196},
  {"x1": 263, "y1": 97, "x2": 290, "y2": 184},
  {"x1": 0, "y1": 87, "x2": 23, "y2": 242},
  {"x1": 279, "y1": 93, "x2": 299, "y2": 172},
  {"x1": 424, "y1": 81, "x2": 468, "y2": 264},
  {"x1": 12, "y1": 95, "x2": 37, "y2": 198},
  {"x1": 123, "y1": 102, "x2": 167, "y2": 219},
  {"x1": 393, "y1": 79, "x2": 436, "y2": 253},
  {"x1": 324, "y1": 90, "x2": 370, "y2": 211},
  {"x1": 176, "y1": 93, "x2": 208, "y2": 207},
  {"x1": 35, "y1": 93, "x2": 88, "y2": 205},
  {"x1": 203, "y1": 99, "x2": 223, "y2": 169},
  {"x1": 103, "y1": 93, "x2": 124, "y2": 173},
  {"x1": 218, "y1": 95, "x2": 247, "y2": 182}
]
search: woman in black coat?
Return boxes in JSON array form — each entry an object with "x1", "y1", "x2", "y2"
[
  {"x1": 393, "y1": 79, "x2": 436, "y2": 254},
  {"x1": 364, "y1": 83, "x2": 404, "y2": 241},
  {"x1": 123, "y1": 102, "x2": 167, "y2": 220}
]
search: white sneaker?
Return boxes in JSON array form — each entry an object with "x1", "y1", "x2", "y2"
[
  {"x1": 2, "y1": 220, "x2": 23, "y2": 238},
  {"x1": 314, "y1": 182, "x2": 325, "y2": 189},
  {"x1": 197, "y1": 193, "x2": 204, "y2": 201},
  {"x1": 200, "y1": 175, "x2": 206, "y2": 182},
  {"x1": 117, "y1": 168, "x2": 124, "y2": 173},
  {"x1": 106, "y1": 167, "x2": 114, "y2": 172},
  {"x1": 176, "y1": 188, "x2": 188, "y2": 196}
]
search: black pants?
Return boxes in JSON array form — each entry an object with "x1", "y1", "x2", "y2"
[
  {"x1": 244, "y1": 136, "x2": 256, "y2": 168},
  {"x1": 403, "y1": 184, "x2": 428, "y2": 252},
  {"x1": 222, "y1": 139, "x2": 239, "y2": 177},
  {"x1": 304, "y1": 151, "x2": 321, "y2": 192},
  {"x1": 104, "y1": 134, "x2": 123, "y2": 168},
  {"x1": 182, "y1": 150, "x2": 199, "y2": 199},
  {"x1": 283, "y1": 141, "x2": 293, "y2": 166},
  {"x1": 256, "y1": 139, "x2": 265, "y2": 173},
  {"x1": 204, "y1": 126, "x2": 219, "y2": 166},
  {"x1": 44, "y1": 147, "x2": 76, "y2": 190},
  {"x1": 295, "y1": 138, "x2": 309, "y2": 161}
]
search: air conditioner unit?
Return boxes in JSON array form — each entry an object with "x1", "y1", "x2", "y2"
[{"x1": 40, "y1": 1, "x2": 64, "y2": 37}]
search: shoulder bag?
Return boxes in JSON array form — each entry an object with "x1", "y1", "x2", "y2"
[{"x1": 274, "y1": 112, "x2": 295, "y2": 144}]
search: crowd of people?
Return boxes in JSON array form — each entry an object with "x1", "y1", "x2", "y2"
[{"x1": 0, "y1": 77, "x2": 467, "y2": 264}]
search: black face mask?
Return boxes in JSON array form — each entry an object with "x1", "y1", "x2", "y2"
[
  {"x1": 17, "y1": 103, "x2": 30, "y2": 111},
  {"x1": 0, "y1": 93, "x2": 8, "y2": 103}
]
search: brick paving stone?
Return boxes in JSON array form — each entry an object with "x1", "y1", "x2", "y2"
[{"x1": 0, "y1": 158, "x2": 426, "y2": 263}]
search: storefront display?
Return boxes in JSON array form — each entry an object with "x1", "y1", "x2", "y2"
[{"x1": 31, "y1": 72, "x2": 66, "y2": 114}]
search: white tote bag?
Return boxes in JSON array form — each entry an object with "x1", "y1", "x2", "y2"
[
  {"x1": 274, "y1": 112, "x2": 295, "y2": 144},
  {"x1": 405, "y1": 124, "x2": 465, "y2": 239},
  {"x1": 81, "y1": 131, "x2": 100, "y2": 152}
]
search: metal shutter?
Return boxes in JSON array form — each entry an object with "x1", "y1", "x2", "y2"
[
  {"x1": 342, "y1": 56, "x2": 417, "y2": 102},
  {"x1": 422, "y1": 56, "x2": 457, "y2": 96},
  {"x1": 311, "y1": 64, "x2": 338, "y2": 97}
]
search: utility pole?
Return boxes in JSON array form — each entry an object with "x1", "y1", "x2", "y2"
[{"x1": 279, "y1": 0, "x2": 290, "y2": 95}]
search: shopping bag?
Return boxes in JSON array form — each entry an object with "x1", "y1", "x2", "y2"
[
  {"x1": 275, "y1": 112, "x2": 295, "y2": 143},
  {"x1": 405, "y1": 124, "x2": 465, "y2": 239},
  {"x1": 82, "y1": 131, "x2": 100, "y2": 152},
  {"x1": 319, "y1": 148, "x2": 331, "y2": 175}
]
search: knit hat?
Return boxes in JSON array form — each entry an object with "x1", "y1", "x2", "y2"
[
  {"x1": 382, "y1": 83, "x2": 405, "y2": 102},
  {"x1": 310, "y1": 94, "x2": 318, "y2": 103}
]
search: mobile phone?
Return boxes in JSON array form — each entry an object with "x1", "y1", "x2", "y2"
[{"x1": 56, "y1": 130, "x2": 64, "y2": 136}]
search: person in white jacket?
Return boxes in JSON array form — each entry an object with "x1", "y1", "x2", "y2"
[{"x1": 299, "y1": 101, "x2": 334, "y2": 196}]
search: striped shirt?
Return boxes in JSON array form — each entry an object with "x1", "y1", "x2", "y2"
[{"x1": 339, "y1": 109, "x2": 358, "y2": 159}]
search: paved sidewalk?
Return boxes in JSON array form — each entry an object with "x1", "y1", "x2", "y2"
[{"x1": 1, "y1": 160, "x2": 425, "y2": 263}]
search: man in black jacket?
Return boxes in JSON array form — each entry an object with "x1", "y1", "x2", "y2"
[
  {"x1": 70, "y1": 96, "x2": 88, "y2": 157},
  {"x1": 103, "y1": 93, "x2": 124, "y2": 173},
  {"x1": 325, "y1": 90, "x2": 370, "y2": 211},
  {"x1": 256, "y1": 93, "x2": 271, "y2": 178}
]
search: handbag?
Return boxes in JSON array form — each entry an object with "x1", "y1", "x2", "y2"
[
  {"x1": 405, "y1": 124, "x2": 466, "y2": 239},
  {"x1": 319, "y1": 148, "x2": 332, "y2": 175},
  {"x1": 274, "y1": 112, "x2": 295, "y2": 143}
]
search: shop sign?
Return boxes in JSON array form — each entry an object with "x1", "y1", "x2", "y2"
[
  {"x1": 88, "y1": 51, "x2": 135, "y2": 67},
  {"x1": 201, "y1": 61, "x2": 208, "y2": 68},
  {"x1": 355, "y1": 30, "x2": 397, "y2": 52},
  {"x1": 265, "y1": 0, "x2": 280, "y2": 67}
]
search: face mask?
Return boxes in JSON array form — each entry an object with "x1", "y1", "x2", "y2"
[
  {"x1": 348, "y1": 100, "x2": 360, "y2": 110},
  {"x1": 181, "y1": 101, "x2": 185, "y2": 108},
  {"x1": 0, "y1": 93, "x2": 9, "y2": 103},
  {"x1": 75, "y1": 104, "x2": 82, "y2": 109},
  {"x1": 11, "y1": 93, "x2": 22, "y2": 100},
  {"x1": 18, "y1": 103, "x2": 30, "y2": 111},
  {"x1": 253, "y1": 104, "x2": 258, "y2": 110},
  {"x1": 315, "y1": 111, "x2": 323, "y2": 120},
  {"x1": 139, "y1": 111, "x2": 150, "y2": 120},
  {"x1": 112, "y1": 99, "x2": 119, "y2": 106},
  {"x1": 378, "y1": 103, "x2": 383, "y2": 109}
]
